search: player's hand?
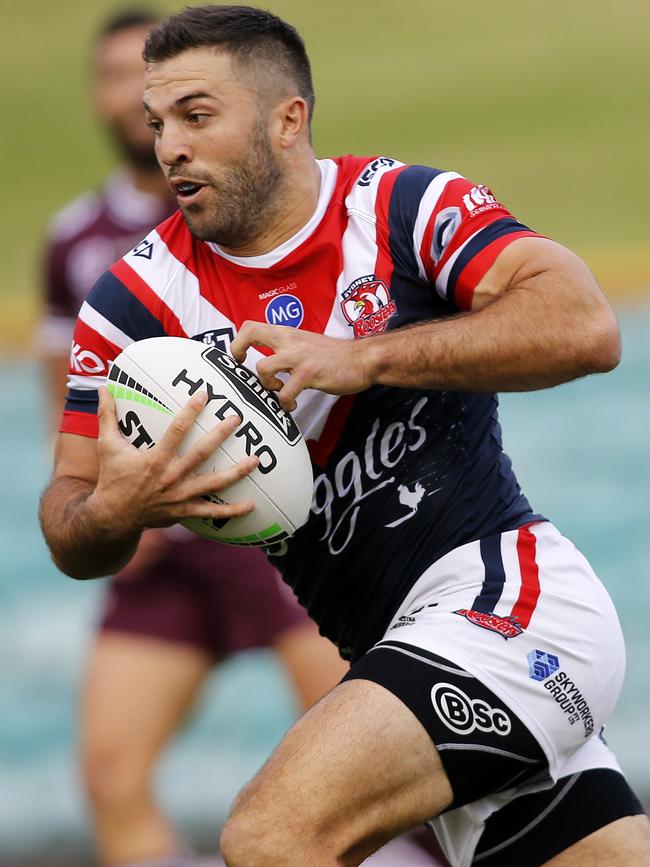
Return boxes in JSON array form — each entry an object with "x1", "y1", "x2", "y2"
[
  {"x1": 230, "y1": 322, "x2": 375, "y2": 411},
  {"x1": 86, "y1": 387, "x2": 258, "y2": 535}
]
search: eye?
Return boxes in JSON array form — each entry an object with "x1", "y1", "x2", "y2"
[
  {"x1": 146, "y1": 118, "x2": 162, "y2": 135},
  {"x1": 187, "y1": 113, "x2": 209, "y2": 125}
]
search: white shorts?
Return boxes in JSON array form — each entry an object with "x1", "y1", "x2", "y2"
[{"x1": 345, "y1": 521, "x2": 630, "y2": 866}]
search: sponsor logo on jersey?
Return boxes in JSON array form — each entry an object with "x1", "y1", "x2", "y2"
[
  {"x1": 265, "y1": 294, "x2": 304, "y2": 328},
  {"x1": 357, "y1": 157, "x2": 396, "y2": 187},
  {"x1": 131, "y1": 238, "x2": 154, "y2": 259},
  {"x1": 527, "y1": 650, "x2": 594, "y2": 738},
  {"x1": 201, "y1": 348, "x2": 302, "y2": 446},
  {"x1": 462, "y1": 185, "x2": 502, "y2": 217},
  {"x1": 341, "y1": 275, "x2": 397, "y2": 338},
  {"x1": 192, "y1": 327, "x2": 235, "y2": 354},
  {"x1": 431, "y1": 206, "x2": 462, "y2": 264},
  {"x1": 258, "y1": 282, "x2": 298, "y2": 301},
  {"x1": 454, "y1": 609, "x2": 524, "y2": 639},
  {"x1": 70, "y1": 342, "x2": 106, "y2": 374},
  {"x1": 431, "y1": 682, "x2": 512, "y2": 736}
]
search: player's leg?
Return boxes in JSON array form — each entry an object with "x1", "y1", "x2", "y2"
[
  {"x1": 220, "y1": 676, "x2": 454, "y2": 866},
  {"x1": 546, "y1": 815, "x2": 650, "y2": 865},
  {"x1": 81, "y1": 630, "x2": 213, "y2": 865}
]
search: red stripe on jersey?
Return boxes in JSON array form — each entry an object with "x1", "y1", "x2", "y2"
[
  {"x1": 60, "y1": 410, "x2": 99, "y2": 438},
  {"x1": 110, "y1": 259, "x2": 187, "y2": 337},
  {"x1": 510, "y1": 523, "x2": 541, "y2": 629},
  {"x1": 453, "y1": 230, "x2": 538, "y2": 310},
  {"x1": 307, "y1": 395, "x2": 356, "y2": 467},
  {"x1": 374, "y1": 167, "x2": 408, "y2": 286}
]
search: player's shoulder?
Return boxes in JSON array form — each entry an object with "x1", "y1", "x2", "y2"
[
  {"x1": 46, "y1": 189, "x2": 103, "y2": 245},
  {"x1": 333, "y1": 155, "x2": 461, "y2": 219}
]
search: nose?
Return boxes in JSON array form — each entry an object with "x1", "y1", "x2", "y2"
[{"x1": 156, "y1": 123, "x2": 193, "y2": 167}]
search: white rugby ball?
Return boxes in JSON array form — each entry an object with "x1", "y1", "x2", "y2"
[{"x1": 107, "y1": 336, "x2": 313, "y2": 547}]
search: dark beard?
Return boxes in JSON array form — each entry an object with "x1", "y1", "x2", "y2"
[{"x1": 181, "y1": 117, "x2": 285, "y2": 248}]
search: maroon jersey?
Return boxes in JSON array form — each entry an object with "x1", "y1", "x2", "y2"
[{"x1": 38, "y1": 169, "x2": 174, "y2": 354}]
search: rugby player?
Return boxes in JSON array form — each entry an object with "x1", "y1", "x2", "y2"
[
  {"x1": 39, "y1": 5, "x2": 650, "y2": 866},
  {"x1": 39, "y1": 11, "x2": 445, "y2": 867}
]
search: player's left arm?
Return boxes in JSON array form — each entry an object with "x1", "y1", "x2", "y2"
[
  {"x1": 231, "y1": 236, "x2": 620, "y2": 409},
  {"x1": 364, "y1": 234, "x2": 621, "y2": 392}
]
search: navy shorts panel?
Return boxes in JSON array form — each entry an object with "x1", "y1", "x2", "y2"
[
  {"x1": 343, "y1": 640, "x2": 547, "y2": 808},
  {"x1": 473, "y1": 767, "x2": 645, "y2": 865},
  {"x1": 100, "y1": 538, "x2": 309, "y2": 656}
]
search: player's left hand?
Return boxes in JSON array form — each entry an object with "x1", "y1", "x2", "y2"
[{"x1": 230, "y1": 321, "x2": 374, "y2": 411}]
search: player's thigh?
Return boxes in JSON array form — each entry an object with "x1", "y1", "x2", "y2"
[
  {"x1": 224, "y1": 677, "x2": 453, "y2": 863},
  {"x1": 80, "y1": 631, "x2": 213, "y2": 768},
  {"x1": 272, "y1": 620, "x2": 349, "y2": 710},
  {"x1": 545, "y1": 815, "x2": 650, "y2": 866}
]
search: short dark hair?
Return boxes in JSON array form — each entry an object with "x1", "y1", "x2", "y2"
[
  {"x1": 96, "y1": 8, "x2": 160, "y2": 42},
  {"x1": 143, "y1": 5, "x2": 315, "y2": 121}
]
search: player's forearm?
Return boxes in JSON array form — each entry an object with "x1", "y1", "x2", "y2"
[
  {"x1": 362, "y1": 268, "x2": 620, "y2": 393},
  {"x1": 39, "y1": 476, "x2": 140, "y2": 580}
]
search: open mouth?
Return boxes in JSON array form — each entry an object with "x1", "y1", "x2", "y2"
[{"x1": 172, "y1": 180, "x2": 208, "y2": 204}]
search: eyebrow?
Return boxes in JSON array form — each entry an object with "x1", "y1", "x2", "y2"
[{"x1": 143, "y1": 91, "x2": 218, "y2": 113}]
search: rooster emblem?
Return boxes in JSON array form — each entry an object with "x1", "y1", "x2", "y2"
[{"x1": 385, "y1": 482, "x2": 427, "y2": 528}]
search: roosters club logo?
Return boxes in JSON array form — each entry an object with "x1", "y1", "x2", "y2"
[{"x1": 341, "y1": 275, "x2": 397, "y2": 338}]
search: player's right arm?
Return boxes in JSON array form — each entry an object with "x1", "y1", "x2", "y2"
[{"x1": 40, "y1": 390, "x2": 257, "y2": 580}]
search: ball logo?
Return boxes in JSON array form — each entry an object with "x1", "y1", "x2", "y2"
[
  {"x1": 265, "y1": 294, "x2": 304, "y2": 328},
  {"x1": 431, "y1": 682, "x2": 511, "y2": 736}
]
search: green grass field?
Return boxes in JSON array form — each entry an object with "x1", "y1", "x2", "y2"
[{"x1": 2, "y1": 0, "x2": 648, "y2": 348}]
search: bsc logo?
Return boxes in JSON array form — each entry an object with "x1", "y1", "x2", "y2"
[
  {"x1": 265, "y1": 294, "x2": 304, "y2": 328},
  {"x1": 431, "y1": 682, "x2": 511, "y2": 736}
]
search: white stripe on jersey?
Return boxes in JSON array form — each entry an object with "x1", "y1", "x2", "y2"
[
  {"x1": 79, "y1": 300, "x2": 132, "y2": 350},
  {"x1": 492, "y1": 529, "x2": 523, "y2": 618},
  {"x1": 412, "y1": 171, "x2": 462, "y2": 280},
  {"x1": 124, "y1": 228, "x2": 238, "y2": 341},
  {"x1": 434, "y1": 226, "x2": 483, "y2": 301},
  {"x1": 67, "y1": 373, "x2": 105, "y2": 392}
]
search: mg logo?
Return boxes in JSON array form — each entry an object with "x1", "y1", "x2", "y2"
[{"x1": 265, "y1": 294, "x2": 304, "y2": 328}]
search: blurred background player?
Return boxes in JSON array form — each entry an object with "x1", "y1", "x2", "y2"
[{"x1": 37, "y1": 10, "x2": 444, "y2": 867}]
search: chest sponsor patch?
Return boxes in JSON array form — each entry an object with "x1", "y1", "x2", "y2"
[
  {"x1": 265, "y1": 294, "x2": 304, "y2": 328},
  {"x1": 341, "y1": 275, "x2": 397, "y2": 338}
]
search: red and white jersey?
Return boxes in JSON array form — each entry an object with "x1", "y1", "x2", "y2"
[{"x1": 63, "y1": 155, "x2": 543, "y2": 659}]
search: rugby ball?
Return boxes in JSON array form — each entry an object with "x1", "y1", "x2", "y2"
[{"x1": 107, "y1": 336, "x2": 313, "y2": 547}]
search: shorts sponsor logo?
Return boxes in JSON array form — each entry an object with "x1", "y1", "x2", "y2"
[
  {"x1": 70, "y1": 343, "x2": 106, "y2": 374},
  {"x1": 431, "y1": 682, "x2": 512, "y2": 736},
  {"x1": 341, "y1": 275, "x2": 397, "y2": 338},
  {"x1": 390, "y1": 602, "x2": 438, "y2": 630},
  {"x1": 265, "y1": 294, "x2": 304, "y2": 328},
  {"x1": 357, "y1": 157, "x2": 396, "y2": 187},
  {"x1": 527, "y1": 649, "x2": 560, "y2": 681},
  {"x1": 527, "y1": 649, "x2": 594, "y2": 738},
  {"x1": 454, "y1": 608, "x2": 523, "y2": 639}
]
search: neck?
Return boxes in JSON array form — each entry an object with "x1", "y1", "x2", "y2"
[{"x1": 218, "y1": 156, "x2": 321, "y2": 257}]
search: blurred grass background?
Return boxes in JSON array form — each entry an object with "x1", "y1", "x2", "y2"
[
  {"x1": 0, "y1": 1, "x2": 648, "y2": 863},
  {"x1": 1, "y1": 0, "x2": 649, "y2": 352}
]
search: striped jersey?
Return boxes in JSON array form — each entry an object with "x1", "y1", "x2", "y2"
[{"x1": 62, "y1": 155, "x2": 543, "y2": 660}]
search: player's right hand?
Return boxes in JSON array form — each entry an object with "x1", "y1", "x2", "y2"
[{"x1": 86, "y1": 386, "x2": 258, "y2": 535}]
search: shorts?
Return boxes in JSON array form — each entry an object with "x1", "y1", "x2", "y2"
[
  {"x1": 345, "y1": 521, "x2": 638, "y2": 865},
  {"x1": 99, "y1": 529, "x2": 310, "y2": 657}
]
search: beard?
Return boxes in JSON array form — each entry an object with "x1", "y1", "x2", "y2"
[{"x1": 178, "y1": 116, "x2": 286, "y2": 248}]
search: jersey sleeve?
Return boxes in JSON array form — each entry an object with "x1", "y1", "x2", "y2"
[
  {"x1": 60, "y1": 232, "x2": 183, "y2": 438},
  {"x1": 383, "y1": 165, "x2": 542, "y2": 310},
  {"x1": 38, "y1": 233, "x2": 80, "y2": 355}
]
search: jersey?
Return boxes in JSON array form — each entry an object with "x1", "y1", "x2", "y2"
[
  {"x1": 61, "y1": 155, "x2": 544, "y2": 660},
  {"x1": 39, "y1": 169, "x2": 174, "y2": 355}
]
